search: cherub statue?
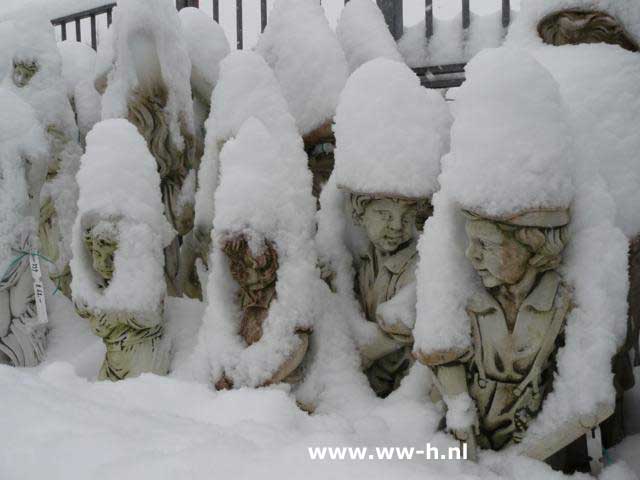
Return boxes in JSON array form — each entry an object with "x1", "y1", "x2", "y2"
[
  {"x1": 419, "y1": 209, "x2": 571, "y2": 449},
  {"x1": 71, "y1": 119, "x2": 176, "y2": 381},
  {"x1": 214, "y1": 235, "x2": 310, "y2": 389},
  {"x1": 349, "y1": 193, "x2": 422, "y2": 397},
  {"x1": 74, "y1": 218, "x2": 170, "y2": 381},
  {"x1": 6, "y1": 24, "x2": 83, "y2": 300},
  {"x1": 0, "y1": 89, "x2": 49, "y2": 367}
]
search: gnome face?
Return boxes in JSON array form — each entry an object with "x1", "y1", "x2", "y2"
[
  {"x1": 12, "y1": 59, "x2": 38, "y2": 88},
  {"x1": 359, "y1": 197, "x2": 416, "y2": 254},
  {"x1": 464, "y1": 219, "x2": 531, "y2": 288},
  {"x1": 83, "y1": 220, "x2": 119, "y2": 283}
]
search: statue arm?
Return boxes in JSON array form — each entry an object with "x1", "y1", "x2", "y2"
[
  {"x1": 265, "y1": 331, "x2": 310, "y2": 386},
  {"x1": 114, "y1": 309, "x2": 163, "y2": 330}
]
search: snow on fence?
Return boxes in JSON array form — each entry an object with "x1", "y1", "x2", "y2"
[{"x1": 47, "y1": 0, "x2": 505, "y2": 89}]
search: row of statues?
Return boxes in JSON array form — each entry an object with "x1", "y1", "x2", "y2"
[{"x1": 1, "y1": 0, "x2": 638, "y2": 473}]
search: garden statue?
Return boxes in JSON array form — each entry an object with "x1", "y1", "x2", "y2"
[
  {"x1": 194, "y1": 116, "x2": 317, "y2": 392},
  {"x1": 419, "y1": 209, "x2": 571, "y2": 450},
  {"x1": 0, "y1": 89, "x2": 49, "y2": 367},
  {"x1": 318, "y1": 58, "x2": 450, "y2": 397},
  {"x1": 6, "y1": 20, "x2": 83, "y2": 300},
  {"x1": 96, "y1": 0, "x2": 197, "y2": 296},
  {"x1": 71, "y1": 119, "x2": 175, "y2": 381},
  {"x1": 187, "y1": 51, "x2": 311, "y2": 300},
  {"x1": 256, "y1": 0, "x2": 348, "y2": 202}
]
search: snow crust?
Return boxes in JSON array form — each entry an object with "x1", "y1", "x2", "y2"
[
  {"x1": 333, "y1": 58, "x2": 450, "y2": 198},
  {"x1": 178, "y1": 7, "x2": 229, "y2": 107},
  {"x1": 71, "y1": 119, "x2": 174, "y2": 313},
  {"x1": 336, "y1": 0, "x2": 403, "y2": 73},
  {"x1": 255, "y1": 0, "x2": 348, "y2": 136}
]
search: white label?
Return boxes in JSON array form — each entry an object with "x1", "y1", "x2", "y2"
[{"x1": 29, "y1": 253, "x2": 48, "y2": 326}]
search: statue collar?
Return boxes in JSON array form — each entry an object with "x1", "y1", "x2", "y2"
[{"x1": 468, "y1": 271, "x2": 562, "y2": 315}]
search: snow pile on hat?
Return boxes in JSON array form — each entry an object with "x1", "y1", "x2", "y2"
[
  {"x1": 178, "y1": 7, "x2": 230, "y2": 105},
  {"x1": 71, "y1": 119, "x2": 174, "y2": 313},
  {"x1": 336, "y1": 0, "x2": 403, "y2": 73},
  {"x1": 193, "y1": 51, "x2": 306, "y2": 233},
  {"x1": 333, "y1": 58, "x2": 450, "y2": 198},
  {"x1": 192, "y1": 115, "x2": 317, "y2": 388},
  {"x1": 100, "y1": 0, "x2": 194, "y2": 149},
  {"x1": 255, "y1": 0, "x2": 348, "y2": 136},
  {"x1": 442, "y1": 47, "x2": 574, "y2": 218},
  {"x1": 0, "y1": 89, "x2": 48, "y2": 273}
]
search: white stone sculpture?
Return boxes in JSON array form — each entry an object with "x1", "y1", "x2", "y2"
[
  {"x1": 0, "y1": 89, "x2": 49, "y2": 367},
  {"x1": 71, "y1": 119, "x2": 175, "y2": 381}
]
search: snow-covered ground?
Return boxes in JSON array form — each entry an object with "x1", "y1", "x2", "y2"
[{"x1": 0, "y1": 291, "x2": 637, "y2": 479}]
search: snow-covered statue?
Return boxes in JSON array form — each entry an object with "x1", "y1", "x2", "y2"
[
  {"x1": 0, "y1": 89, "x2": 49, "y2": 367},
  {"x1": 96, "y1": 0, "x2": 197, "y2": 296},
  {"x1": 4, "y1": 18, "x2": 83, "y2": 299},
  {"x1": 187, "y1": 51, "x2": 310, "y2": 300},
  {"x1": 414, "y1": 49, "x2": 627, "y2": 473},
  {"x1": 71, "y1": 119, "x2": 175, "y2": 381},
  {"x1": 256, "y1": 0, "x2": 348, "y2": 203},
  {"x1": 507, "y1": 1, "x2": 640, "y2": 454},
  {"x1": 317, "y1": 58, "x2": 450, "y2": 398},
  {"x1": 192, "y1": 113, "x2": 317, "y2": 391},
  {"x1": 538, "y1": 9, "x2": 638, "y2": 52}
]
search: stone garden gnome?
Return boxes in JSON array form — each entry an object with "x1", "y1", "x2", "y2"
[
  {"x1": 71, "y1": 119, "x2": 175, "y2": 381},
  {"x1": 414, "y1": 49, "x2": 628, "y2": 471},
  {"x1": 194, "y1": 113, "x2": 317, "y2": 390},
  {"x1": 256, "y1": 0, "x2": 348, "y2": 202},
  {"x1": 0, "y1": 90, "x2": 49, "y2": 367},
  {"x1": 4, "y1": 17, "x2": 83, "y2": 299},
  {"x1": 96, "y1": 0, "x2": 197, "y2": 296},
  {"x1": 318, "y1": 58, "x2": 450, "y2": 397}
]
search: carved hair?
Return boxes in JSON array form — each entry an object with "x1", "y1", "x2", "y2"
[
  {"x1": 506, "y1": 225, "x2": 569, "y2": 272},
  {"x1": 538, "y1": 10, "x2": 639, "y2": 52},
  {"x1": 222, "y1": 235, "x2": 279, "y2": 291},
  {"x1": 349, "y1": 192, "x2": 428, "y2": 226}
]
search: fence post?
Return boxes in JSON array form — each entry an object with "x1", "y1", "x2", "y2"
[
  {"x1": 176, "y1": 0, "x2": 199, "y2": 9},
  {"x1": 377, "y1": 0, "x2": 403, "y2": 40}
]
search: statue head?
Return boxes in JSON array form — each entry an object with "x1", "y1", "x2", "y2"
[
  {"x1": 350, "y1": 193, "x2": 419, "y2": 254},
  {"x1": 222, "y1": 235, "x2": 278, "y2": 293},
  {"x1": 464, "y1": 212, "x2": 569, "y2": 288},
  {"x1": 12, "y1": 59, "x2": 38, "y2": 88},
  {"x1": 83, "y1": 220, "x2": 119, "y2": 283}
]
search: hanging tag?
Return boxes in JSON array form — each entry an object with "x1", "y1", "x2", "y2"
[{"x1": 29, "y1": 252, "x2": 48, "y2": 326}]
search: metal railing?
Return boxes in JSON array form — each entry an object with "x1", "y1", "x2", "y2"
[{"x1": 49, "y1": 0, "x2": 503, "y2": 89}]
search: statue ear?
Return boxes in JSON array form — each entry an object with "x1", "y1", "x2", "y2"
[{"x1": 349, "y1": 194, "x2": 367, "y2": 226}]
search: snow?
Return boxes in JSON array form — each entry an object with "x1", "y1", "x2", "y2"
[
  {"x1": 255, "y1": 0, "x2": 348, "y2": 136},
  {"x1": 178, "y1": 7, "x2": 229, "y2": 107},
  {"x1": 193, "y1": 51, "x2": 305, "y2": 239},
  {"x1": 398, "y1": 11, "x2": 514, "y2": 68},
  {"x1": 333, "y1": 58, "x2": 451, "y2": 198},
  {"x1": 440, "y1": 47, "x2": 573, "y2": 218},
  {"x1": 71, "y1": 119, "x2": 175, "y2": 313},
  {"x1": 100, "y1": 0, "x2": 194, "y2": 151},
  {"x1": 506, "y1": 0, "x2": 640, "y2": 50},
  {"x1": 336, "y1": 0, "x2": 403, "y2": 74},
  {"x1": 0, "y1": 89, "x2": 48, "y2": 273}
]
